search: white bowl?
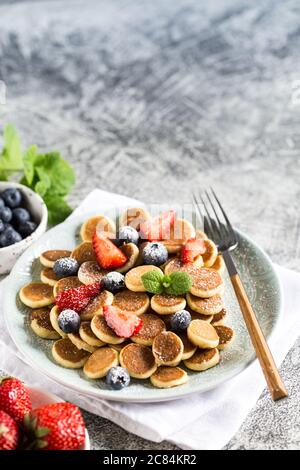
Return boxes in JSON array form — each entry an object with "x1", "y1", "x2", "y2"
[
  {"x1": 27, "y1": 386, "x2": 91, "y2": 450},
  {"x1": 0, "y1": 182, "x2": 48, "y2": 275}
]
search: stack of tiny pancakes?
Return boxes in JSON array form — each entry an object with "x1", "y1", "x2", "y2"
[{"x1": 19, "y1": 208, "x2": 235, "y2": 390}]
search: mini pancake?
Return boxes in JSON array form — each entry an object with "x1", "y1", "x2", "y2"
[
  {"x1": 40, "y1": 250, "x2": 72, "y2": 268},
  {"x1": 125, "y1": 265, "x2": 163, "y2": 292},
  {"x1": 162, "y1": 218, "x2": 196, "y2": 254},
  {"x1": 131, "y1": 313, "x2": 166, "y2": 346},
  {"x1": 91, "y1": 314, "x2": 125, "y2": 345},
  {"x1": 211, "y1": 254, "x2": 225, "y2": 274},
  {"x1": 151, "y1": 294, "x2": 186, "y2": 315},
  {"x1": 50, "y1": 306, "x2": 67, "y2": 337},
  {"x1": 214, "y1": 325, "x2": 235, "y2": 350},
  {"x1": 211, "y1": 309, "x2": 227, "y2": 326},
  {"x1": 78, "y1": 261, "x2": 108, "y2": 285},
  {"x1": 53, "y1": 276, "x2": 83, "y2": 297},
  {"x1": 83, "y1": 347, "x2": 119, "y2": 379},
  {"x1": 119, "y1": 343, "x2": 157, "y2": 379},
  {"x1": 152, "y1": 331, "x2": 183, "y2": 366},
  {"x1": 150, "y1": 366, "x2": 188, "y2": 389},
  {"x1": 112, "y1": 290, "x2": 150, "y2": 316},
  {"x1": 188, "y1": 309, "x2": 213, "y2": 323},
  {"x1": 202, "y1": 239, "x2": 218, "y2": 268},
  {"x1": 116, "y1": 243, "x2": 139, "y2": 274},
  {"x1": 79, "y1": 322, "x2": 106, "y2": 347},
  {"x1": 71, "y1": 242, "x2": 97, "y2": 265},
  {"x1": 196, "y1": 229, "x2": 208, "y2": 240},
  {"x1": 19, "y1": 282, "x2": 54, "y2": 308},
  {"x1": 52, "y1": 338, "x2": 90, "y2": 369},
  {"x1": 177, "y1": 332, "x2": 197, "y2": 360},
  {"x1": 189, "y1": 268, "x2": 224, "y2": 298},
  {"x1": 68, "y1": 333, "x2": 97, "y2": 354},
  {"x1": 80, "y1": 215, "x2": 116, "y2": 242},
  {"x1": 186, "y1": 292, "x2": 224, "y2": 315},
  {"x1": 80, "y1": 290, "x2": 114, "y2": 321},
  {"x1": 164, "y1": 257, "x2": 203, "y2": 277},
  {"x1": 187, "y1": 320, "x2": 219, "y2": 349},
  {"x1": 184, "y1": 348, "x2": 220, "y2": 372},
  {"x1": 110, "y1": 340, "x2": 131, "y2": 352},
  {"x1": 30, "y1": 308, "x2": 60, "y2": 340},
  {"x1": 40, "y1": 268, "x2": 59, "y2": 287},
  {"x1": 119, "y1": 207, "x2": 151, "y2": 231}
]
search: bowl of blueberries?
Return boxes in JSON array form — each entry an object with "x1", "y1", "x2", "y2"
[{"x1": 0, "y1": 182, "x2": 48, "y2": 274}]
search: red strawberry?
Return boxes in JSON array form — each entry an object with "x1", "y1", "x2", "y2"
[
  {"x1": 55, "y1": 282, "x2": 101, "y2": 312},
  {"x1": 103, "y1": 305, "x2": 142, "y2": 338},
  {"x1": 0, "y1": 410, "x2": 19, "y2": 450},
  {"x1": 0, "y1": 377, "x2": 32, "y2": 424},
  {"x1": 93, "y1": 232, "x2": 128, "y2": 269},
  {"x1": 140, "y1": 210, "x2": 175, "y2": 241},
  {"x1": 25, "y1": 403, "x2": 85, "y2": 450},
  {"x1": 181, "y1": 238, "x2": 206, "y2": 264}
]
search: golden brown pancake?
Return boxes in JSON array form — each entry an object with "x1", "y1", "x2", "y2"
[
  {"x1": 131, "y1": 313, "x2": 166, "y2": 346},
  {"x1": 119, "y1": 343, "x2": 157, "y2": 379},
  {"x1": 186, "y1": 293, "x2": 224, "y2": 315},
  {"x1": 177, "y1": 332, "x2": 197, "y2": 360},
  {"x1": 152, "y1": 331, "x2": 183, "y2": 366},
  {"x1": 184, "y1": 348, "x2": 220, "y2": 372},
  {"x1": 80, "y1": 290, "x2": 114, "y2": 321},
  {"x1": 211, "y1": 308, "x2": 227, "y2": 326},
  {"x1": 20, "y1": 282, "x2": 54, "y2": 308},
  {"x1": 40, "y1": 250, "x2": 72, "y2": 268},
  {"x1": 202, "y1": 239, "x2": 218, "y2": 267},
  {"x1": 79, "y1": 321, "x2": 106, "y2": 347},
  {"x1": 214, "y1": 325, "x2": 235, "y2": 350},
  {"x1": 53, "y1": 276, "x2": 83, "y2": 297},
  {"x1": 162, "y1": 218, "x2": 196, "y2": 253},
  {"x1": 110, "y1": 340, "x2": 131, "y2": 352},
  {"x1": 189, "y1": 268, "x2": 224, "y2": 298},
  {"x1": 50, "y1": 306, "x2": 67, "y2": 337},
  {"x1": 211, "y1": 254, "x2": 225, "y2": 274},
  {"x1": 71, "y1": 242, "x2": 97, "y2": 265},
  {"x1": 125, "y1": 265, "x2": 163, "y2": 292},
  {"x1": 80, "y1": 215, "x2": 116, "y2": 242},
  {"x1": 164, "y1": 257, "x2": 202, "y2": 276},
  {"x1": 116, "y1": 243, "x2": 140, "y2": 274},
  {"x1": 91, "y1": 314, "x2": 125, "y2": 344},
  {"x1": 52, "y1": 338, "x2": 90, "y2": 369},
  {"x1": 30, "y1": 308, "x2": 60, "y2": 339},
  {"x1": 68, "y1": 333, "x2": 97, "y2": 354},
  {"x1": 187, "y1": 320, "x2": 220, "y2": 349},
  {"x1": 40, "y1": 268, "x2": 59, "y2": 286},
  {"x1": 78, "y1": 261, "x2": 108, "y2": 285},
  {"x1": 151, "y1": 293, "x2": 186, "y2": 315},
  {"x1": 196, "y1": 229, "x2": 208, "y2": 240},
  {"x1": 188, "y1": 309, "x2": 213, "y2": 323},
  {"x1": 150, "y1": 366, "x2": 188, "y2": 388},
  {"x1": 112, "y1": 290, "x2": 149, "y2": 316},
  {"x1": 83, "y1": 347, "x2": 119, "y2": 379},
  {"x1": 119, "y1": 207, "x2": 151, "y2": 231}
]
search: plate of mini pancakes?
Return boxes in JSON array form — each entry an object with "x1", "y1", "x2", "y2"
[{"x1": 3, "y1": 208, "x2": 283, "y2": 403}]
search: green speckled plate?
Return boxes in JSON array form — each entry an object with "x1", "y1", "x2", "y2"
[{"x1": 3, "y1": 210, "x2": 283, "y2": 403}]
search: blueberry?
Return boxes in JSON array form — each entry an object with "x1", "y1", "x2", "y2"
[
  {"x1": 142, "y1": 242, "x2": 168, "y2": 266},
  {"x1": 0, "y1": 206, "x2": 12, "y2": 223},
  {"x1": 116, "y1": 226, "x2": 139, "y2": 246},
  {"x1": 19, "y1": 221, "x2": 37, "y2": 237},
  {"x1": 106, "y1": 366, "x2": 130, "y2": 390},
  {"x1": 53, "y1": 257, "x2": 80, "y2": 278},
  {"x1": 58, "y1": 309, "x2": 81, "y2": 333},
  {"x1": 170, "y1": 310, "x2": 191, "y2": 332},
  {"x1": 12, "y1": 207, "x2": 31, "y2": 226},
  {"x1": 0, "y1": 227, "x2": 22, "y2": 247},
  {"x1": 102, "y1": 272, "x2": 125, "y2": 293},
  {"x1": 1, "y1": 188, "x2": 22, "y2": 208},
  {"x1": 0, "y1": 219, "x2": 4, "y2": 234}
]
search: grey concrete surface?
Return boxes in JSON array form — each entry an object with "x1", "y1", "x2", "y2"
[{"x1": 0, "y1": 0, "x2": 300, "y2": 450}]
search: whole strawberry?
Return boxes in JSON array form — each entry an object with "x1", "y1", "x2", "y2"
[
  {"x1": 0, "y1": 377, "x2": 32, "y2": 424},
  {"x1": 0, "y1": 410, "x2": 19, "y2": 450},
  {"x1": 25, "y1": 403, "x2": 85, "y2": 450}
]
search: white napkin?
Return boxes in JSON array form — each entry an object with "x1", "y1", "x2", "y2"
[{"x1": 0, "y1": 189, "x2": 299, "y2": 450}]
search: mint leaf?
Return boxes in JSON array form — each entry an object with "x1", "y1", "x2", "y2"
[
  {"x1": 43, "y1": 194, "x2": 73, "y2": 225},
  {"x1": 141, "y1": 270, "x2": 164, "y2": 294},
  {"x1": 165, "y1": 272, "x2": 192, "y2": 295},
  {"x1": 23, "y1": 145, "x2": 38, "y2": 185},
  {"x1": 35, "y1": 152, "x2": 75, "y2": 196},
  {"x1": 0, "y1": 124, "x2": 23, "y2": 178}
]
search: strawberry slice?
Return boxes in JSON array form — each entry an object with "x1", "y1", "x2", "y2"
[
  {"x1": 103, "y1": 305, "x2": 142, "y2": 338},
  {"x1": 140, "y1": 210, "x2": 176, "y2": 241},
  {"x1": 181, "y1": 238, "x2": 206, "y2": 264},
  {"x1": 55, "y1": 282, "x2": 101, "y2": 312},
  {"x1": 93, "y1": 232, "x2": 128, "y2": 269}
]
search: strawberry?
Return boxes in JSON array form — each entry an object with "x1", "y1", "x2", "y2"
[
  {"x1": 55, "y1": 282, "x2": 101, "y2": 312},
  {"x1": 140, "y1": 210, "x2": 176, "y2": 241},
  {"x1": 0, "y1": 377, "x2": 32, "y2": 424},
  {"x1": 181, "y1": 238, "x2": 206, "y2": 264},
  {"x1": 103, "y1": 305, "x2": 142, "y2": 338},
  {"x1": 25, "y1": 403, "x2": 85, "y2": 450},
  {"x1": 0, "y1": 410, "x2": 19, "y2": 450},
  {"x1": 93, "y1": 232, "x2": 128, "y2": 269}
]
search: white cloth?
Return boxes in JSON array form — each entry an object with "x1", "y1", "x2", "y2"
[{"x1": 0, "y1": 189, "x2": 299, "y2": 450}]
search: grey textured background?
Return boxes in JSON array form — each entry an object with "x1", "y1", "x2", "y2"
[{"x1": 1, "y1": 0, "x2": 300, "y2": 450}]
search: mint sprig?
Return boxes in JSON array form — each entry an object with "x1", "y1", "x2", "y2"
[{"x1": 141, "y1": 270, "x2": 191, "y2": 295}]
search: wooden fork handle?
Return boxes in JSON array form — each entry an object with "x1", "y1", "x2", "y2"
[{"x1": 230, "y1": 274, "x2": 288, "y2": 401}]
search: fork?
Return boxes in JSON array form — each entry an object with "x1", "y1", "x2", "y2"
[{"x1": 193, "y1": 189, "x2": 288, "y2": 402}]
